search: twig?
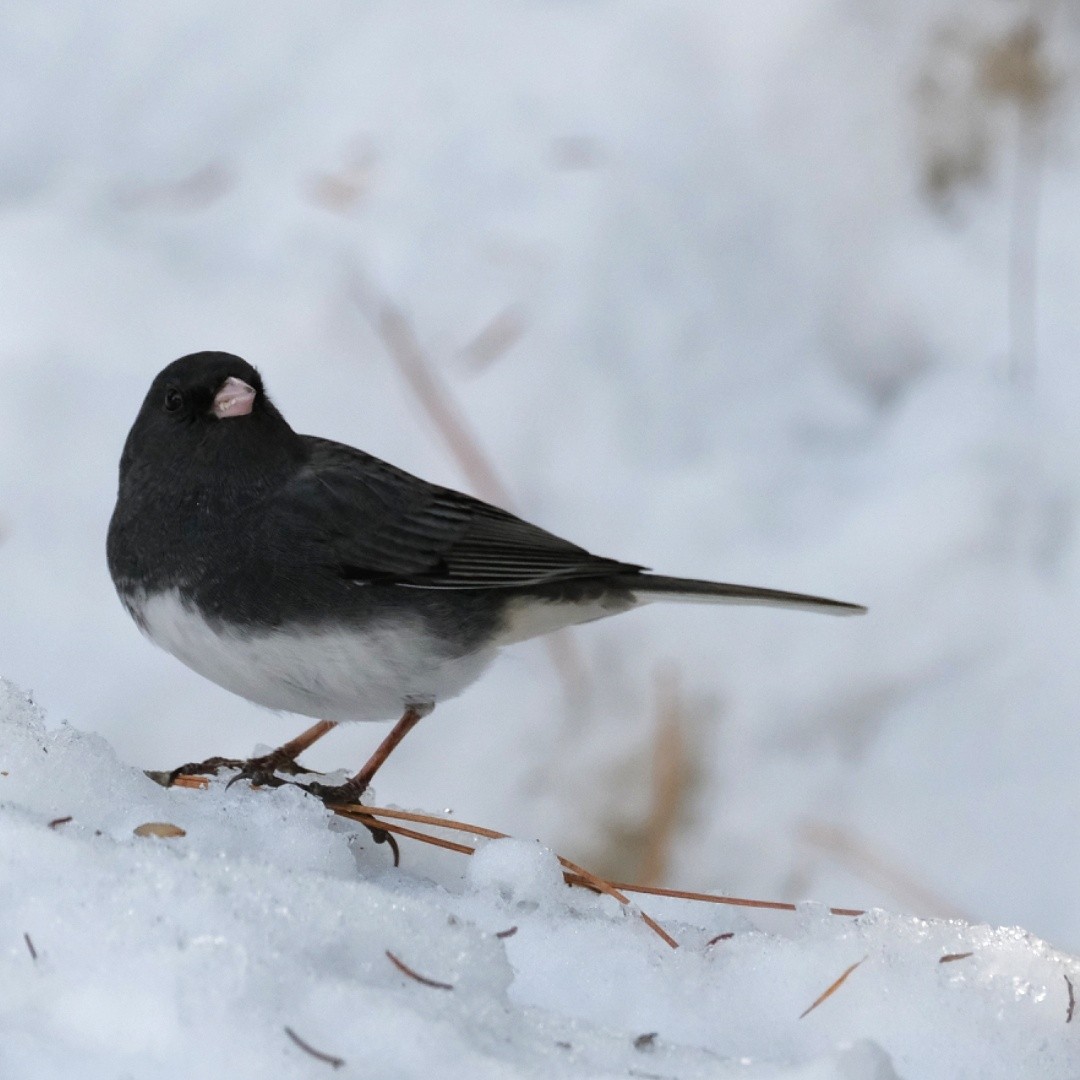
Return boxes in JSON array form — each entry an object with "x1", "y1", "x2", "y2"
[
  {"x1": 495, "y1": 926, "x2": 518, "y2": 939},
  {"x1": 385, "y1": 950, "x2": 454, "y2": 990},
  {"x1": 23, "y1": 933, "x2": 37, "y2": 961},
  {"x1": 1066, "y1": 974, "x2": 1076, "y2": 1023},
  {"x1": 798, "y1": 956, "x2": 867, "y2": 1019},
  {"x1": 47, "y1": 816, "x2": 72, "y2": 829},
  {"x1": 284, "y1": 1026, "x2": 345, "y2": 1069}
]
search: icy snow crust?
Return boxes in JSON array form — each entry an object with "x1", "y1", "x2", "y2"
[{"x1": 2, "y1": 681, "x2": 1078, "y2": 1079}]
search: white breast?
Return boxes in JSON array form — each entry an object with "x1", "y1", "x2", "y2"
[{"x1": 127, "y1": 588, "x2": 496, "y2": 722}]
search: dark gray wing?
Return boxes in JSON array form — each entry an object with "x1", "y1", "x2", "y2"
[{"x1": 275, "y1": 437, "x2": 643, "y2": 588}]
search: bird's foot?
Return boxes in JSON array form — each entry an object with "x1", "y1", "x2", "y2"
[
  {"x1": 222, "y1": 749, "x2": 320, "y2": 791},
  {"x1": 144, "y1": 751, "x2": 318, "y2": 790},
  {"x1": 296, "y1": 776, "x2": 370, "y2": 807}
]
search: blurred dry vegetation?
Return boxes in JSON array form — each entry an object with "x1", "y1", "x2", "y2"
[
  {"x1": 306, "y1": 2, "x2": 1070, "y2": 897},
  {"x1": 916, "y1": 11, "x2": 1060, "y2": 206},
  {"x1": 916, "y1": 4, "x2": 1064, "y2": 388},
  {"x1": 96, "y1": 1, "x2": 1071, "y2": 906}
]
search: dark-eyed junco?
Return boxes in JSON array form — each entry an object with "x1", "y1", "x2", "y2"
[{"x1": 108, "y1": 352, "x2": 864, "y2": 804}]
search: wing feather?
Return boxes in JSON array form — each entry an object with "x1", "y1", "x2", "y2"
[{"x1": 272, "y1": 437, "x2": 642, "y2": 589}]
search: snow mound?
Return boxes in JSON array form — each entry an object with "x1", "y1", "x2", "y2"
[{"x1": 1, "y1": 679, "x2": 1077, "y2": 1079}]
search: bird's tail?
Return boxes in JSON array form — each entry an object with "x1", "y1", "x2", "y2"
[{"x1": 623, "y1": 574, "x2": 866, "y2": 616}]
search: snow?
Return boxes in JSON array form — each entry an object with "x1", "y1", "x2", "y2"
[
  {"x1": 4, "y1": 1, "x2": 1080, "y2": 1074},
  {"x1": 3, "y1": 680, "x2": 1079, "y2": 1078}
]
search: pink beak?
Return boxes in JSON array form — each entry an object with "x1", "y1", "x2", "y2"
[{"x1": 211, "y1": 377, "x2": 256, "y2": 419}]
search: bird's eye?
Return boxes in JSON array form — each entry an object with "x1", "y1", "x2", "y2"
[{"x1": 163, "y1": 387, "x2": 184, "y2": 413}]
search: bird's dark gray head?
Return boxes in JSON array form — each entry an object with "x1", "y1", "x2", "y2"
[{"x1": 117, "y1": 351, "x2": 300, "y2": 496}]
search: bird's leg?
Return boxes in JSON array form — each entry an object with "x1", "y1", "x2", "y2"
[
  {"x1": 163, "y1": 719, "x2": 339, "y2": 788},
  {"x1": 303, "y1": 703, "x2": 433, "y2": 805}
]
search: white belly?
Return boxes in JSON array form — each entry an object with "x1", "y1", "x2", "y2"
[{"x1": 128, "y1": 588, "x2": 496, "y2": 722}]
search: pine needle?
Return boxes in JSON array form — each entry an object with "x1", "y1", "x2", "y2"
[
  {"x1": 798, "y1": 956, "x2": 867, "y2": 1019},
  {"x1": 335, "y1": 803, "x2": 679, "y2": 948},
  {"x1": 333, "y1": 804, "x2": 874, "y2": 948},
  {"x1": 385, "y1": 949, "x2": 455, "y2": 990}
]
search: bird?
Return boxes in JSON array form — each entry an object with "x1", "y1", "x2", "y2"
[{"x1": 107, "y1": 351, "x2": 865, "y2": 805}]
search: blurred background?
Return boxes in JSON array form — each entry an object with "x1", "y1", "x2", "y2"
[{"x1": 3, "y1": 0, "x2": 1080, "y2": 948}]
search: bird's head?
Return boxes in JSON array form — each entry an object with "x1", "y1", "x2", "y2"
[{"x1": 119, "y1": 351, "x2": 299, "y2": 495}]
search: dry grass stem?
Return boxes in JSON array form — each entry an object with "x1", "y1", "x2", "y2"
[
  {"x1": 375, "y1": 301, "x2": 514, "y2": 505},
  {"x1": 1066, "y1": 974, "x2": 1076, "y2": 1023},
  {"x1": 977, "y1": 16, "x2": 1059, "y2": 388},
  {"x1": 638, "y1": 665, "x2": 689, "y2": 886},
  {"x1": 117, "y1": 161, "x2": 234, "y2": 212},
  {"x1": 799, "y1": 821, "x2": 968, "y2": 919},
  {"x1": 354, "y1": 287, "x2": 590, "y2": 705},
  {"x1": 460, "y1": 305, "x2": 527, "y2": 371}
]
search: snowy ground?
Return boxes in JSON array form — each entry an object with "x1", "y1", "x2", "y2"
[
  {"x1": 4, "y1": 1, "x2": 1080, "y2": 1074},
  {"x1": 4, "y1": 679, "x2": 1079, "y2": 1079}
]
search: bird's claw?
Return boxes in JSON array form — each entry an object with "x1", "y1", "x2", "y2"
[
  {"x1": 294, "y1": 777, "x2": 370, "y2": 807},
  {"x1": 224, "y1": 766, "x2": 288, "y2": 790},
  {"x1": 222, "y1": 750, "x2": 315, "y2": 790}
]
